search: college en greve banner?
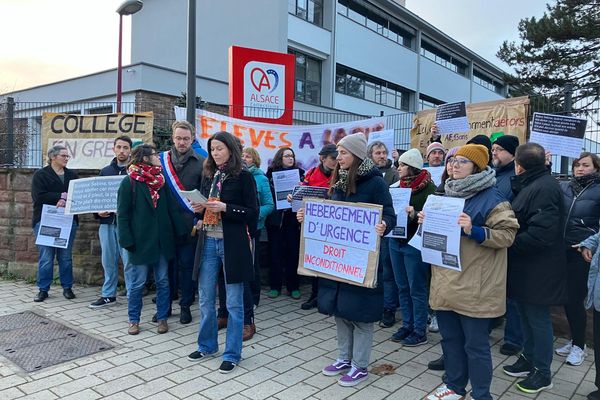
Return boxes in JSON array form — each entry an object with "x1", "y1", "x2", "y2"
[
  {"x1": 410, "y1": 96, "x2": 530, "y2": 155},
  {"x1": 174, "y1": 107, "x2": 385, "y2": 172},
  {"x1": 41, "y1": 112, "x2": 154, "y2": 170}
]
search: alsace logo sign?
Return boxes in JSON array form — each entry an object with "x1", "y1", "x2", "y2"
[{"x1": 244, "y1": 61, "x2": 285, "y2": 118}]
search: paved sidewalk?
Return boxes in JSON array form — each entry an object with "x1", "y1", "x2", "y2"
[{"x1": 0, "y1": 279, "x2": 595, "y2": 400}]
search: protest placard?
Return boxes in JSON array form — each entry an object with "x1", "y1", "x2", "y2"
[
  {"x1": 290, "y1": 185, "x2": 328, "y2": 212},
  {"x1": 64, "y1": 175, "x2": 127, "y2": 215},
  {"x1": 272, "y1": 169, "x2": 300, "y2": 210},
  {"x1": 35, "y1": 205, "x2": 74, "y2": 249},
  {"x1": 298, "y1": 199, "x2": 382, "y2": 288},
  {"x1": 530, "y1": 112, "x2": 587, "y2": 158},
  {"x1": 435, "y1": 101, "x2": 469, "y2": 135},
  {"x1": 387, "y1": 187, "x2": 411, "y2": 239},
  {"x1": 42, "y1": 112, "x2": 153, "y2": 169}
]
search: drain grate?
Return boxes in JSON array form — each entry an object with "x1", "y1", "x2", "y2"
[{"x1": 0, "y1": 311, "x2": 113, "y2": 372}]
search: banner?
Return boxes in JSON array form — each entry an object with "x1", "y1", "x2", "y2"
[
  {"x1": 174, "y1": 107, "x2": 385, "y2": 172},
  {"x1": 298, "y1": 199, "x2": 382, "y2": 288},
  {"x1": 41, "y1": 112, "x2": 154, "y2": 169},
  {"x1": 410, "y1": 97, "x2": 529, "y2": 155}
]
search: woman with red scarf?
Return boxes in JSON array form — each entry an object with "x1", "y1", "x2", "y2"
[
  {"x1": 388, "y1": 148, "x2": 436, "y2": 346},
  {"x1": 118, "y1": 144, "x2": 187, "y2": 336}
]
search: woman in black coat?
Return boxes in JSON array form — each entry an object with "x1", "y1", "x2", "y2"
[
  {"x1": 298, "y1": 133, "x2": 395, "y2": 387},
  {"x1": 187, "y1": 131, "x2": 258, "y2": 374},
  {"x1": 556, "y1": 152, "x2": 600, "y2": 365}
]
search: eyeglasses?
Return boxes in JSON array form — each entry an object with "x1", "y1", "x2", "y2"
[
  {"x1": 450, "y1": 158, "x2": 473, "y2": 166},
  {"x1": 491, "y1": 147, "x2": 506, "y2": 153},
  {"x1": 283, "y1": 154, "x2": 295, "y2": 158}
]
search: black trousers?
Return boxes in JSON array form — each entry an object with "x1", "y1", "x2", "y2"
[
  {"x1": 266, "y1": 214, "x2": 300, "y2": 292},
  {"x1": 564, "y1": 248, "x2": 590, "y2": 348}
]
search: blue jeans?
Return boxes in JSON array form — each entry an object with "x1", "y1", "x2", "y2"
[
  {"x1": 197, "y1": 237, "x2": 244, "y2": 363},
  {"x1": 504, "y1": 297, "x2": 523, "y2": 347},
  {"x1": 389, "y1": 239, "x2": 430, "y2": 336},
  {"x1": 517, "y1": 302, "x2": 553, "y2": 379},
  {"x1": 171, "y1": 241, "x2": 196, "y2": 307},
  {"x1": 99, "y1": 224, "x2": 131, "y2": 298},
  {"x1": 381, "y1": 238, "x2": 398, "y2": 311},
  {"x1": 126, "y1": 254, "x2": 170, "y2": 323},
  {"x1": 34, "y1": 221, "x2": 78, "y2": 292},
  {"x1": 437, "y1": 310, "x2": 493, "y2": 400}
]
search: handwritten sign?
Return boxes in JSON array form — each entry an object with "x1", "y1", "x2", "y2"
[
  {"x1": 298, "y1": 199, "x2": 382, "y2": 288},
  {"x1": 65, "y1": 175, "x2": 127, "y2": 215}
]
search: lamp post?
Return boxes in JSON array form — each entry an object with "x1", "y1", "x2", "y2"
[{"x1": 116, "y1": 0, "x2": 143, "y2": 113}]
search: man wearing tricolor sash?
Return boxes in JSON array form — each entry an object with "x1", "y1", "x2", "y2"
[{"x1": 160, "y1": 120, "x2": 205, "y2": 324}]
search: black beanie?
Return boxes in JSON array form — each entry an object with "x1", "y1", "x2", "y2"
[
  {"x1": 493, "y1": 135, "x2": 520, "y2": 156},
  {"x1": 467, "y1": 134, "x2": 492, "y2": 151}
]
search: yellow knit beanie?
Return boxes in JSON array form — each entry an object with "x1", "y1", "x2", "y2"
[{"x1": 455, "y1": 144, "x2": 489, "y2": 170}]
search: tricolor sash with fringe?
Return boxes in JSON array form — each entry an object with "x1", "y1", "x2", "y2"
[{"x1": 159, "y1": 151, "x2": 195, "y2": 215}]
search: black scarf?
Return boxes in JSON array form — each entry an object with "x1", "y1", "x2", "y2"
[
  {"x1": 570, "y1": 172, "x2": 600, "y2": 196},
  {"x1": 170, "y1": 148, "x2": 194, "y2": 172}
]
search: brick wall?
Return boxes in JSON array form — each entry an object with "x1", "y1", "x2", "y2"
[{"x1": 0, "y1": 168, "x2": 105, "y2": 285}]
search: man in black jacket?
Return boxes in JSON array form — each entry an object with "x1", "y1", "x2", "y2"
[
  {"x1": 502, "y1": 142, "x2": 567, "y2": 394},
  {"x1": 31, "y1": 145, "x2": 79, "y2": 302},
  {"x1": 89, "y1": 136, "x2": 132, "y2": 308}
]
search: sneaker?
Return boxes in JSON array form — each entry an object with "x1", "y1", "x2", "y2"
[
  {"x1": 426, "y1": 384, "x2": 465, "y2": 400},
  {"x1": 379, "y1": 308, "x2": 396, "y2": 328},
  {"x1": 267, "y1": 289, "x2": 280, "y2": 298},
  {"x1": 290, "y1": 290, "x2": 301, "y2": 300},
  {"x1": 401, "y1": 332, "x2": 428, "y2": 347},
  {"x1": 180, "y1": 306, "x2": 192, "y2": 324},
  {"x1": 63, "y1": 288, "x2": 76, "y2": 299},
  {"x1": 566, "y1": 344, "x2": 586, "y2": 366},
  {"x1": 500, "y1": 342, "x2": 522, "y2": 356},
  {"x1": 391, "y1": 327, "x2": 412, "y2": 342},
  {"x1": 218, "y1": 360, "x2": 236, "y2": 374},
  {"x1": 33, "y1": 290, "x2": 48, "y2": 302},
  {"x1": 157, "y1": 320, "x2": 168, "y2": 334},
  {"x1": 128, "y1": 322, "x2": 140, "y2": 335},
  {"x1": 555, "y1": 340, "x2": 573, "y2": 356},
  {"x1": 187, "y1": 351, "x2": 217, "y2": 362},
  {"x1": 243, "y1": 324, "x2": 256, "y2": 341},
  {"x1": 588, "y1": 389, "x2": 600, "y2": 400},
  {"x1": 429, "y1": 315, "x2": 439, "y2": 333},
  {"x1": 338, "y1": 366, "x2": 368, "y2": 387},
  {"x1": 516, "y1": 369, "x2": 553, "y2": 394},
  {"x1": 502, "y1": 354, "x2": 533, "y2": 377},
  {"x1": 322, "y1": 359, "x2": 352, "y2": 376},
  {"x1": 89, "y1": 297, "x2": 116, "y2": 309},
  {"x1": 301, "y1": 295, "x2": 317, "y2": 310},
  {"x1": 428, "y1": 355, "x2": 445, "y2": 371}
]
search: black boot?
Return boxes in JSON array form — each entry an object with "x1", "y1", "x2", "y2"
[
  {"x1": 180, "y1": 306, "x2": 192, "y2": 324},
  {"x1": 428, "y1": 355, "x2": 445, "y2": 371},
  {"x1": 301, "y1": 294, "x2": 318, "y2": 310}
]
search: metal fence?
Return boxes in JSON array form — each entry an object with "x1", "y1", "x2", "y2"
[{"x1": 1, "y1": 84, "x2": 599, "y2": 173}]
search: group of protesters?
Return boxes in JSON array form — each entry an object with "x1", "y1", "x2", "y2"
[{"x1": 30, "y1": 120, "x2": 600, "y2": 400}]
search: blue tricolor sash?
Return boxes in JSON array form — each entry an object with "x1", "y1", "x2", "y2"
[{"x1": 159, "y1": 151, "x2": 195, "y2": 215}]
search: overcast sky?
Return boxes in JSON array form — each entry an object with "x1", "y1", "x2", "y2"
[{"x1": 0, "y1": 0, "x2": 551, "y2": 94}]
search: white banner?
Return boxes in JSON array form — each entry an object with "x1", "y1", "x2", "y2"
[{"x1": 174, "y1": 107, "x2": 386, "y2": 172}]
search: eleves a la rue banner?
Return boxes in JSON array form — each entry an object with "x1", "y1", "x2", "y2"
[
  {"x1": 174, "y1": 107, "x2": 385, "y2": 172},
  {"x1": 41, "y1": 112, "x2": 154, "y2": 170},
  {"x1": 410, "y1": 97, "x2": 529, "y2": 156},
  {"x1": 298, "y1": 199, "x2": 382, "y2": 288}
]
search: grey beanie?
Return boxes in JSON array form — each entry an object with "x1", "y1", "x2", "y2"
[{"x1": 337, "y1": 133, "x2": 367, "y2": 160}]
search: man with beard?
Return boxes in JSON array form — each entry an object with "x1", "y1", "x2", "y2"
[{"x1": 368, "y1": 141, "x2": 399, "y2": 186}]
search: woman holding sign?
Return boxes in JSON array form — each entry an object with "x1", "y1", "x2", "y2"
[
  {"x1": 187, "y1": 131, "x2": 258, "y2": 374},
  {"x1": 420, "y1": 144, "x2": 518, "y2": 400},
  {"x1": 298, "y1": 133, "x2": 395, "y2": 387},
  {"x1": 388, "y1": 148, "x2": 436, "y2": 346}
]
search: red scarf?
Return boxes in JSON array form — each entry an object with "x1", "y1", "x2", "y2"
[
  {"x1": 128, "y1": 163, "x2": 165, "y2": 208},
  {"x1": 400, "y1": 169, "x2": 432, "y2": 193}
]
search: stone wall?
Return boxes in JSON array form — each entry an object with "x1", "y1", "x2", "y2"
[{"x1": 0, "y1": 168, "x2": 105, "y2": 285}]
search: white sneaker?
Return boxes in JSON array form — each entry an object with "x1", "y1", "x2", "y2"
[
  {"x1": 566, "y1": 344, "x2": 586, "y2": 366},
  {"x1": 555, "y1": 340, "x2": 572, "y2": 357},
  {"x1": 429, "y1": 315, "x2": 439, "y2": 333},
  {"x1": 426, "y1": 384, "x2": 465, "y2": 400}
]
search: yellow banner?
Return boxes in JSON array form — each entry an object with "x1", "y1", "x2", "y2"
[
  {"x1": 41, "y1": 112, "x2": 154, "y2": 169},
  {"x1": 410, "y1": 97, "x2": 529, "y2": 154}
]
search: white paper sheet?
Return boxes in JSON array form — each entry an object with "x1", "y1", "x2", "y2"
[
  {"x1": 180, "y1": 189, "x2": 208, "y2": 204},
  {"x1": 424, "y1": 166, "x2": 445, "y2": 187},
  {"x1": 387, "y1": 187, "x2": 412, "y2": 239},
  {"x1": 35, "y1": 204, "x2": 74, "y2": 249},
  {"x1": 435, "y1": 101, "x2": 469, "y2": 135},
  {"x1": 272, "y1": 169, "x2": 300, "y2": 210}
]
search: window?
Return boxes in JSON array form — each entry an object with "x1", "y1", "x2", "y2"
[
  {"x1": 290, "y1": 49, "x2": 322, "y2": 104},
  {"x1": 473, "y1": 70, "x2": 504, "y2": 94},
  {"x1": 86, "y1": 105, "x2": 113, "y2": 115},
  {"x1": 337, "y1": 0, "x2": 414, "y2": 49},
  {"x1": 420, "y1": 41, "x2": 468, "y2": 76},
  {"x1": 289, "y1": 0, "x2": 323, "y2": 27},
  {"x1": 336, "y1": 65, "x2": 411, "y2": 111},
  {"x1": 419, "y1": 94, "x2": 443, "y2": 110}
]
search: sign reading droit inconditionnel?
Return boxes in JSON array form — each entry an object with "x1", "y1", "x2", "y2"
[
  {"x1": 65, "y1": 175, "x2": 127, "y2": 215},
  {"x1": 530, "y1": 112, "x2": 587, "y2": 158}
]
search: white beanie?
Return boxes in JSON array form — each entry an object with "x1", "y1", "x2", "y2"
[{"x1": 398, "y1": 148, "x2": 424, "y2": 170}]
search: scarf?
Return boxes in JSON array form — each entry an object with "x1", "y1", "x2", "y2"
[
  {"x1": 170, "y1": 148, "x2": 194, "y2": 172},
  {"x1": 128, "y1": 163, "x2": 165, "y2": 208},
  {"x1": 333, "y1": 158, "x2": 376, "y2": 193},
  {"x1": 570, "y1": 172, "x2": 600, "y2": 196},
  {"x1": 203, "y1": 165, "x2": 228, "y2": 227},
  {"x1": 400, "y1": 169, "x2": 433, "y2": 193},
  {"x1": 444, "y1": 167, "x2": 496, "y2": 199}
]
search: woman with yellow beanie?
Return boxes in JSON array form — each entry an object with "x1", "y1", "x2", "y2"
[{"x1": 423, "y1": 144, "x2": 519, "y2": 400}]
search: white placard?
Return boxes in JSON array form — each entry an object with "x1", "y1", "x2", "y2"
[
  {"x1": 436, "y1": 101, "x2": 469, "y2": 135},
  {"x1": 180, "y1": 189, "x2": 208, "y2": 204},
  {"x1": 35, "y1": 204, "x2": 74, "y2": 249},
  {"x1": 387, "y1": 187, "x2": 411, "y2": 239},
  {"x1": 65, "y1": 175, "x2": 126, "y2": 215},
  {"x1": 530, "y1": 112, "x2": 587, "y2": 158},
  {"x1": 421, "y1": 195, "x2": 465, "y2": 271},
  {"x1": 303, "y1": 238, "x2": 370, "y2": 284},
  {"x1": 368, "y1": 129, "x2": 395, "y2": 160},
  {"x1": 291, "y1": 185, "x2": 328, "y2": 212},
  {"x1": 424, "y1": 166, "x2": 445, "y2": 187},
  {"x1": 272, "y1": 169, "x2": 300, "y2": 210}
]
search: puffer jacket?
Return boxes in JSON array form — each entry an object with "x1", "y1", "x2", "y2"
[
  {"x1": 561, "y1": 178, "x2": 600, "y2": 246},
  {"x1": 429, "y1": 186, "x2": 518, "y2": 318}
]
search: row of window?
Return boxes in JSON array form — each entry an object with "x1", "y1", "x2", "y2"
[
  {"x1": 288, "y1": 0, "x2": 323, "y2": 26},
  {"x1": 420, "y1": 42, "x2": 468, "y2": 76},
  {"x1": 473, "y1": 71, "x2": 504, "y2": 94}
]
